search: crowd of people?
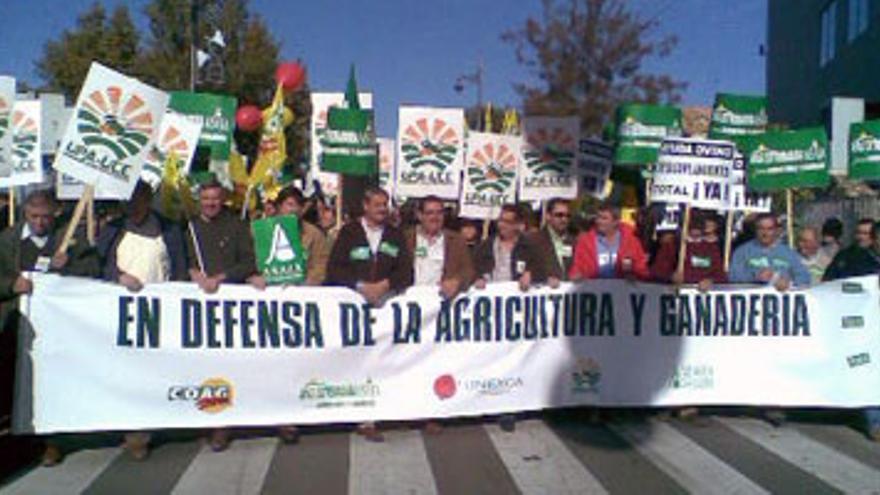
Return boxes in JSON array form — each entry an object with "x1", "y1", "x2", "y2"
[{"x1": 1, "y1": 177, "x2": 879, "y2": 465}]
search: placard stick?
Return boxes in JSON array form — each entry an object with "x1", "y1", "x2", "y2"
[
  {"x1": 86, "y1": 193, "x2": 95, "y2": 246},
  {"x1": 482, "y1": 218, "x2": 490, "y2": 240},
  {"x1": 645, "y1": 177, "x2": 653, "y2": 205},
  {"x1": 786, "y1": 189, "x2": 794, "y2": 248},
  {"x1": 187, "y1": 221, "x2": 205, "y2": 272},
  {"x1": 723, "y1": 210, "x2": 734, "y2": 272},
  {"x1": 55, "y1": 184, "x2": 94, "y2": 256},
  {"x1": 7, "y1": 188, "x2": 14, "y2": 227},
  {"x1": 335, "y1": 175, "x2": 343, "y2": 228},
  {"x1": 540, "y1": 200, "x2": 547, "y2": 228},
  {"x1": 675, "y1": 204, "x2": 692, "y2": 281}
]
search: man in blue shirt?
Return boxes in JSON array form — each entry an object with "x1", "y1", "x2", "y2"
[{"x1": 729, "y1": 213, "x2": 812, "y2": 290}]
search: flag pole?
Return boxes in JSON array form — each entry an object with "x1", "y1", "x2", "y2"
[
  {"x1": 55, "y1": 185, "x2": 95, "y2": 257},
  {"x1": 86, "y1": 193, "x2": 95, "y2": 246},
  {"x1": 675, "y1": 204, "x2": 692, "y2": 282},
  {"x1": 7, "y1": 188, "x2": 14, "y2": 228}
]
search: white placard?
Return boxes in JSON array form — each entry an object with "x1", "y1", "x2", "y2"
[
  {"x1": 459, "y1": 131, "x2": 520, "y2": 219},
  {"x1": 519, "y1": 116, "x2": 580, "y2": 201},
  {"x1": 395, "y1": 106, "x2": 465, "y2": 199}
]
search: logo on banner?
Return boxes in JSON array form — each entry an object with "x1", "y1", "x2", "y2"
[
  {"x1": 750, "y1": 140, "x2": 826, "y2": 166},
  {"x1": 712, "y1": 103, "x2": 767, "y2": 128},
  {"x1": 668, "y1": 364, "x2": 715, "y2": 390},
  {"x1": 571, "y1": 357, "x2": 601, "y2": 394},
  {"x1": 77, "y1": 86, "x2": 154, "y2": 162},
  {"x1": 299, "y1": 378, "x2": 380, "y2": 408},
  {"x1": 167, "y1": 377, "x2": 234, "y2": 413},
  {"x1": 11, "y1": 110, "x2": 38, "y2": 172},
  {"x1": 400, "y1": 117, "x2": 460, "y2": 171},
  {"x1": 524, "y1": 127, "x2": 576, "y2": 176},
  {"x1": 434, "y1": 374, "x2": 457, "y2": 400},
  {"x1": 468, "y1": 142, "x2": 517, "y2": 192}
]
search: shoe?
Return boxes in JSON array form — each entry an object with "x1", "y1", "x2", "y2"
[
  {"x1": 123, "y1": 433, "x2": 150, "y2": 461},
  {"x1": 41, "y1": 444, "x2": 62, "y2": 467},
  {"x1": 209, "y1": 429, "x2": 231, "y2": 452},
  {"x1": 677, "y1": 407, "x2": 699, "y2": 420},
  {"x1": 424, "y1": 421, "x2": 443, "y2": 435},
  {"x1": 356, "y1": 422, "x2": 384, "y2": 442},
  {"x1": 764, "y1": 409, "x2": 786, "y2": 427},
  {"x1": 278, "y1": 425, "x2": 300, "y2": 444},
  {"x1": 499, "y1": 415, "x2": 517, "y2": 432}
]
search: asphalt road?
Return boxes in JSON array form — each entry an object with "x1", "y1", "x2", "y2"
[{"x1": 2, "y1": 409, "x2": 880, "y2": 494}]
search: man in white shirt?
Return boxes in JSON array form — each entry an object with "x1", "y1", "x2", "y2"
[{"x1": 405, "y1": 196, "x2": 474, "y2": 299}]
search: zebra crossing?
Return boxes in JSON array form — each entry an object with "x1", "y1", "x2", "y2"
[{"x1": 3, "y1": 414, "x2": 880, "y2": 494}]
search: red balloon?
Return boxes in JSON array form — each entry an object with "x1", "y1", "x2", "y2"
[
  {"x1": 235, "y1": 105, "x2": 262, "y2": 132},
  {"x1": 275, "y1": 61, "x2": 306, "y2": 92}
]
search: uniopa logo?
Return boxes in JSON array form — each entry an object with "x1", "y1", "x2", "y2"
[{"x1": 168, "y1": 377, "x2": 234, "y2": 414}]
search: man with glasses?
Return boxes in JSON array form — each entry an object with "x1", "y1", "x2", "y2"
[
  {"x1": 528, "y1": 198, "x2": 575, "y2": 287},
  {"x1": 472, "y1": 204, "x2": 541, "y2": 292},
  {"x1": 729, "y1": 213, "x2": 810, "y2": 290},
  {"x1": 404, "y1": 195, "x2": 474, "y2": 299}
]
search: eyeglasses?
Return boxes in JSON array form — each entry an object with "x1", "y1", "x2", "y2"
[{"x1": 552, "y1": 212, "x2": 570, "y2": 218}]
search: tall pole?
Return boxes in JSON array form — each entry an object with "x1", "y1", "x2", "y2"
[{"x1": 190, "y1": 0, "x2": 198, "y2": 91}]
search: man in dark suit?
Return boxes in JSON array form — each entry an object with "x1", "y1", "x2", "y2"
[{"x1": 527, "y1": 198, "x2": 575, "y2": 287}]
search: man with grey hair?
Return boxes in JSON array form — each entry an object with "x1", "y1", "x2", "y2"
[{"x1": 796, "y1": 226, "x2": 830, "y2": 285}]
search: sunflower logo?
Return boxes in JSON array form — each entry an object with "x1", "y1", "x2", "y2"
[
  {"x1": 468, "y1": 141, "x2": 517, "y2": 193},
  {"x1": 77, "y1": 86, "x2": 154, "y2": 160},
  {"x1": 400, "y1": 117, "x2": 460, "y2": 170},
  {"x1": 524, "y1": 126, "x2": 575, "y2": 175},
  {"x1": 142, "y1": 125, "x2": 191, "y2": 181},
  {"x1": 10, "y1": 109, "x2": 38, "y2": 172}
]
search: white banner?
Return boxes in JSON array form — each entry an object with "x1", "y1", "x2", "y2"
[
  {"x1": 519, "y1": 117, "x2": 579, "y2": 201},
  {"x1": 52, "y1": 62, "x2": 169, "y2": 199},
  {"x1": 16, "y1": 274, "x2": 880, "y2": 434},
  {"x1": 578, "y1": 137, "x2": 612, "y2": 199},
  {"x1": 2, "y1": 100, "x2": 43, "y2": 187},
  {"x1": 0, "y1": 76, "x2": 15, "y2": 178},
  {"x1": 309, "y1": 92, "x2": 373, "y2": 198},
  {"x1": 650, "y1": 137, "x2": 735, "y2": 209},
  {"x1": 140, "y1": 112, "x2": 203, "y2": 190},
  {"x1": 56, "y1": 173, "x2": 127, "y2": 201},
  {"x1": 377, "y1": 137, "x2": 395, "y2": 199},
  {"x1": 728, "y1": 152, "x2": 772, "y2": 212},
  {"x1": 395, "y1": 106, "x2": 465, "y2": 199},
  {"x1": 460, "y1": 131, "x2": 520, "y2": 220}
]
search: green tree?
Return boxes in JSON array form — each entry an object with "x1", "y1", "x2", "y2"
[
  {"x1": 36, "y1": 3, "x2": 140, "y2": 98},
  {"x1": 503, "y1": 0, "x2": 686, "y2": 135}
]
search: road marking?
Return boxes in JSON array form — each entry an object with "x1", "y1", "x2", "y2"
[
  {"x1": 718, "y1": 417, "x2": 880, "y2": 494},
  {"x1": 1, "y1": 447, "x2": 121, "y2": 495},
  {"x1": 486, "y1": 419, "x2": 608, "y2": 495},
  {"x1": 348, "y1": 430, "x2": 438, "y2": 495},
  {"x1": 610, "y1": 421, "x2": 769, "y2": 495},
  {"x1": 170, "y1": 437, "x2": 277, "y2": 495}
]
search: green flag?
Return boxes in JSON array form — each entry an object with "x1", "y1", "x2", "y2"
[
  {"x1": 740, "y1": 127, "x2": 830, "y2": 191},
  {"x1": 848, "y1": 120, "x2": 880, "y2": 180},
  {"x1": 251, "y1": 215, "x2": 307, "y2": 285},
  {"x1": 614, "y1": 103, "x2": 683, "y2": 165},
  {"x1": 708, "y1": 93, "x2": 768, "y2": 143},
  {"x1": 168, "y1": 92, "x2": 237, "y2": 160},
  {"x1": 319, "y1": 65, "x2": 377, "y2": 176}
]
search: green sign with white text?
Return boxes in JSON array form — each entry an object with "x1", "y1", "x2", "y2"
[
  {"x1": 848, "y1": 120, "x2": 880, "y2": 180},
  {"x1": 709, "y1": 93, "x2": 768, "y2": 143},
  {"x1": 614, "y1": 103, "x2": 683, "y2": 165},
  {"x1": 169, "y1": 91, "x2": 237, "y2": 160},
  {"x1": 251, "y1": 215, "x2": 307, "y2": 285},
  {"x1": 741, "y1": 127, "x2": 830, "y2": 191}
]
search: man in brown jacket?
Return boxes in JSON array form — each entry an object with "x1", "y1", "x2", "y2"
[
  {"x1": 275, "y1": 185, "x2": 330, "y2": 286},
  {"x1": 404, "y1": 196, "x2": 474, "y2": 299},
  {"x1": 527, "y1": 198, "x2": 575, "y2": 287}
]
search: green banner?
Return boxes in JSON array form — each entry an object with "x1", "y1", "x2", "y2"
[
  {"x1": 251, "y1": 215, "x2": 307, "y2": 285},
  {"x1": 614, "y1": 103, "x2": 682, "y2": 165},
  {"x1": 169, "y1": 91, "x2": 237, "y2": 160},
  {"x1": 848, "y1": 120, "x2": 880, "y2": 180},
  {"x1": 319, "y1": 68, "x2": 377, "y2": 176},
  {"x1": 708, "y1": 93, "x2": 768, "y2": 142},
  {"x1": 740, "y1": 127, "x2": 830, "y2": 191}
]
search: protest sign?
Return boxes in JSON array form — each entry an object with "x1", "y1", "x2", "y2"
[
  {"x1": 740, "y1": 127, "x2": 830, "y2": 191},
  {"x1": 377, "y1": 137, "x2": 396, "y2": 198},
  {"x1": 649, "y1": 137, "x2": 735, "y2": 210},
  {"x1": 727, "y1": 152, "x2": 771, "y2": 212},
  {"x1": 18, "y1": 274, "x2": 880, "y2": 433},
  {"x1": 848, "y1": 120, "x2": 880, "y2": 180},
  {"x1": 140, "y1": 112, "x2": 202, "y2": 189},
  {"x1": 309, "y1": 92, "x2": 373, "y2": 197},
  {"x1": 395, "y1": 106, "x2": 465, "y2": 199},
  {"x1": 709, "y1": 93, "x2": 768, "y2": 142},
  {"x1": 0, "y1": 76, "x2": 15, "y2": 178},
  {"x1": 168, "y1": 91, "x2": 236, "y2": 161},
  {"x1": 519, "y1": 117, "x2": 579, "y2": 201},
  {"x1": 614, "y1": 103, "x2": 683, "y2": 165},
  {"x1": 251, "y1": 215, "x2": 307, "y2": 285},
  {"x1": 1, "y1": 100, "x2": 43, "y2": 187},
  {"x1": 319, "y1": 70, "x2": 377, "y2": 176},
  {"x1": 578, "y1": 138, "x2": 612, "y2": 198},
  {"x1": 459, "y1": 131, "x2": 520, "y2": 219},
  {"x1": 52, "y1": 62, "x2": 169, "y2": 198}
]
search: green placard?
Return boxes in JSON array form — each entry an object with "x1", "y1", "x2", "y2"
[
  {"x1": 169, "y1": 91, "x2": 237, "y2": 160},
  {"x1": 708, "y1": 93, "x2": 768, "y2": 142},
  {"x1": 848, "y1": 120, "x2": 880, "y2": 180},
  {"x1": 319, "y1": 65, "x2": 377, "y2": 176},
  {"x1": 251, "y1": 215, "x2": 307, "y2": 285},
  {"x1": 740, "y1": 127, "x2": 830, "y2": 191},
  {"x1": 614, "y1": 103, "x2": 683, "y2": 165}
]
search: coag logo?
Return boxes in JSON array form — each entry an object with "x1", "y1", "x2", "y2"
[
  {"x1": 467, "y1": 141, "x2": 517, "y2": 193},
  {"x1": 524, "y1": 126, "x2": 575, "y2": 175},
  {"x1": 11, "y1": 109, "x2": 38, "y2": 171},
  {"x1": 400, "y1": 117, "x2": 460, "y2": 171},
  {"x1": 77, "y1": 86, "x2": 154, "y2": 160},
  {"x1": 168, "y1": 377, "x2": 234, "y2": 414},
  {"x1": 571, "y1": 357, "x2": 601, "y2": 394}
]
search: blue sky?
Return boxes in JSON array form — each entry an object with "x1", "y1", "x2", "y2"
[{"x1": 0, "y1": 0, "x2": 766, "y2": 137}]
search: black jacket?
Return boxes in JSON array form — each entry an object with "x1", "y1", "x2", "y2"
[{"x1": 822, "y1": 244, "x2": 880, "y2": 281}]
